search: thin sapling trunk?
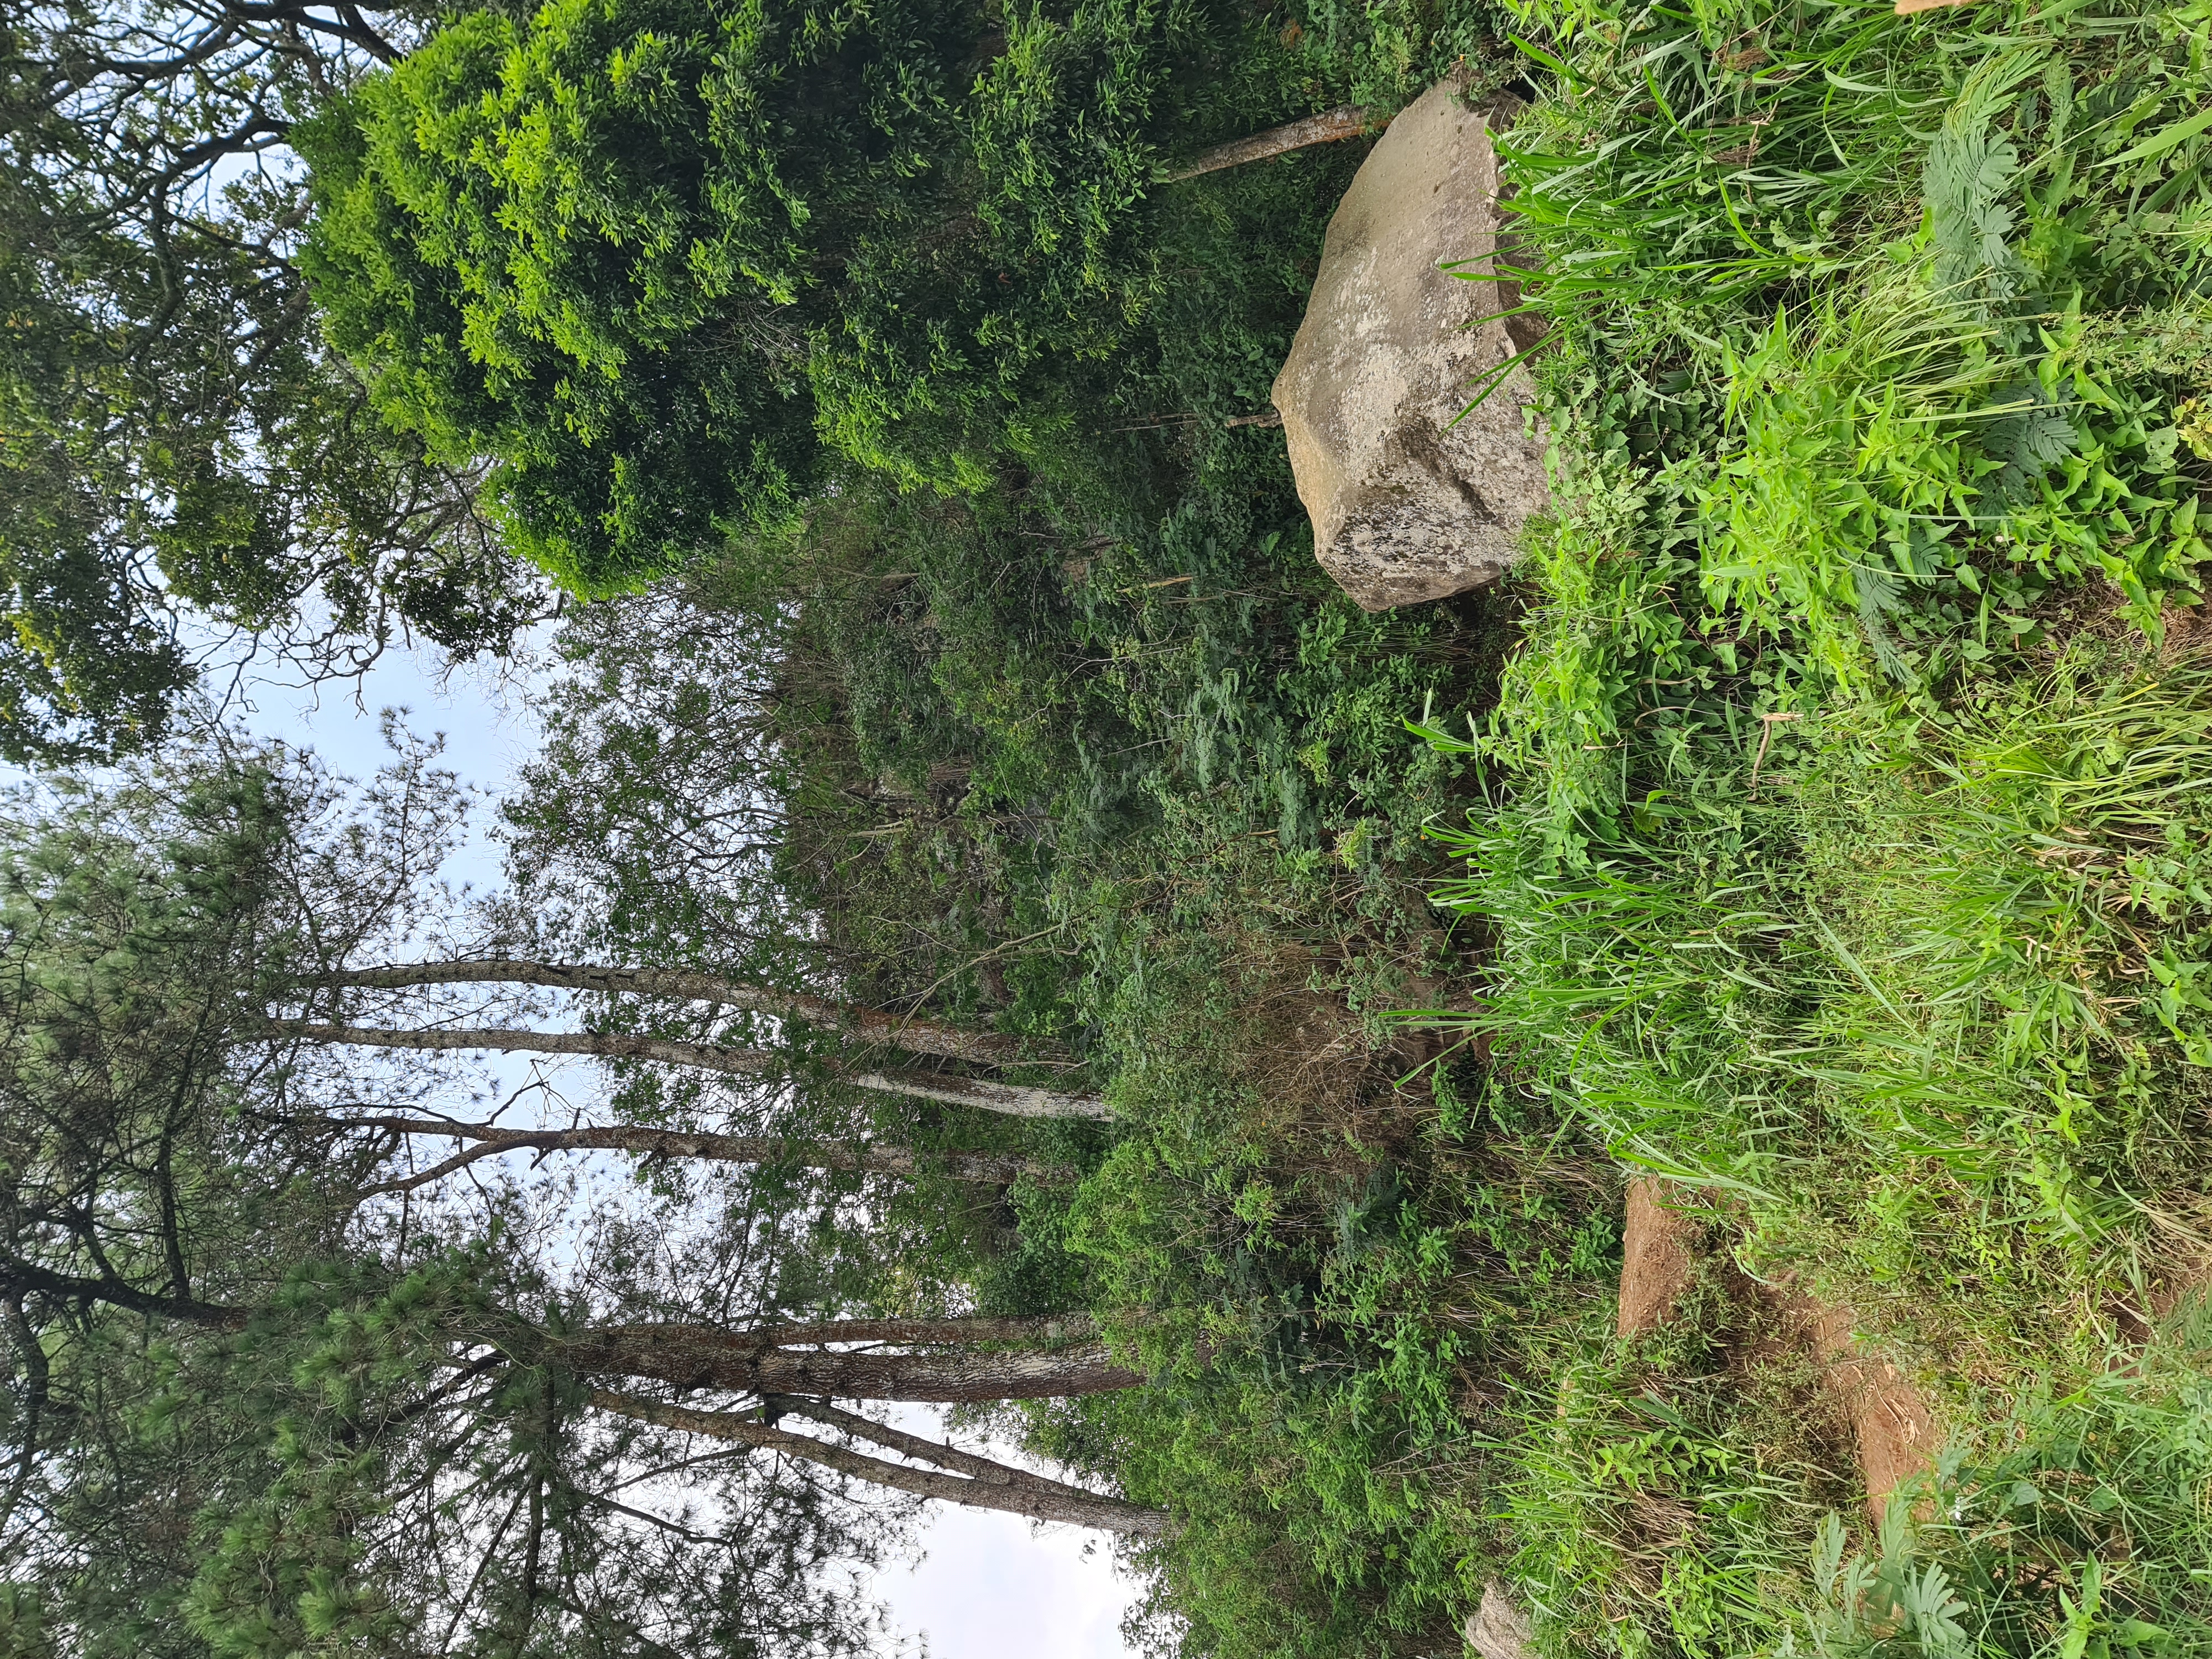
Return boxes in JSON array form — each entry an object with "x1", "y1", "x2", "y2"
[
  {"x1": 274, "y1": 1021, "x2": 1113, "y2": 1120},
  {"x1": 338, "y1": 1114, "x2": 1072, "y2": 1192}
]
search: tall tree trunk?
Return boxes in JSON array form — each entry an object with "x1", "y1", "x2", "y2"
[
  {"x1": 311, "y1": 958, "x2": 1042, "y2": 1067},
  {"x1": 727, "y1": 1314, "x2": 1098, "y2": 1347},
  {"x1": 842, "y1": 1066, "x2": 1110, "y2": 1121},
  {"x1": 337, "y1": 1114, "x2": 1072, "y2": 1193},
  {"x1": 588, "y1": 1388, "x2": 1172, "y2": 1536},
  {"x1": 552, "y1": 1320, "x2": 1142, "y2": 1403},
  {"x1": 1168, "y1": 104, "x2": 1387, "y2": 182},
  {"x1": 273, "y1": 1021, "x2": 1113, "y2": 1121}
]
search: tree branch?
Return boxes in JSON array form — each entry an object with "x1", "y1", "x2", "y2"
[
  {"x1": 1167, "y1": 105, "x2": 1387, "y2": 182},
  {"x1": 0, "y1": 1261, "x2": 244, "y2": 1329},
  {"x1": 0, "y1": 1298, "x2": 49, "y2": 1550},
  {"x1": 588, "y1": 1389, "x2": 1172, "y2": 1536}
]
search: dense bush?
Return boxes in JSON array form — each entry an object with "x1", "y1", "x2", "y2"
[{"x1": 300, "y1": 0, "x2": 1493, "y2": 592}]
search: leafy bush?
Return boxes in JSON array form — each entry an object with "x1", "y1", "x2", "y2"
[{"x1": 300, "y1": 0, "x2": 1477, "y2": 591}]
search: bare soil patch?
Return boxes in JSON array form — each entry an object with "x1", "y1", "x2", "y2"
[
  {"x1": 1616, "y1": 1186, "x2": 1939, "y2": 1519},
  {"x1": 1616, "y1": 1177, "x2": 1699, "y2": 1337}
]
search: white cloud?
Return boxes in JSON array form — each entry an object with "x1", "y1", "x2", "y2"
[{"x1": 883, "y1": 1502, "x2": 1134, "y2": 1658}]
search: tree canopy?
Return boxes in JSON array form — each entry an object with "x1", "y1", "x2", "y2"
[
  {"x1": 0, "y1": 0, "x2": 552, "y2": 764},
  {"x1": 298, "y1": 0, "x2": 1336, "y2": 593}
]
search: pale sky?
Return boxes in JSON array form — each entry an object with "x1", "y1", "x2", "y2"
[{"x1": 221, "y1": 632, "x2": 1141, "y2": 1659}]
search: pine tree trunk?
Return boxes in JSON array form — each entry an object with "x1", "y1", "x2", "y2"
[
  {"x1": 273, "y1": 1021, "x2": 1113, "y2": 1120},
  {"x1": 738, "y1": 1314, "x2": 1098, "y2": 1346},
  {"x1": 589, "y1": 1388, "x2": 1172, "y2": 1536},
  {"x1": 1168, "y1": 104, "x2": 1386, "y2": 182},
  {"x1": 339, "y1": 1114, "x2": 1070, "y2": 1192},
  {"x1": 312, "y1": 958, "x2": 1039, "y2": 1066},
  {"x1": 554, "y1": 1321, "x2": 1142, "y2": 1402}
]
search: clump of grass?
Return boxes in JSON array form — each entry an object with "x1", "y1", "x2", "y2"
[
  {"x1": 1416, "y1": 0, "x2": 2212, "y2": 1647},
  {"x1": 1438, "y1": 653, "x2": 2212, "y2": 1310}
]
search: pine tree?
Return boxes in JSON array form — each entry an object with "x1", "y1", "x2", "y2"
[{"x1": 0, "y1": 738, "x2": 1168, "y2": 1648}]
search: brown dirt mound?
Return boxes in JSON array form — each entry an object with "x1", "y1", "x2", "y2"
[
  {"x1": 1615, "y1": 1184, "x2": 1939, "y2": 1520},
  {"x1": 1805, "y1": 1302, "x2": 1939, "y2": 1522},
  {"x1": 1617, "y1": 1177, "x2": 1700, "y2": 1337}
]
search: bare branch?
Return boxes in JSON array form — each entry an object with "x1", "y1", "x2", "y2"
[{"x1": 1167, "y1": 105, "x2": 1386, "y2": 182}]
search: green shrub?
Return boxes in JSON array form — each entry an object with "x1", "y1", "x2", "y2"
[{"x1": 301, "y1": 0, "x2": 1486, "y2": 591}]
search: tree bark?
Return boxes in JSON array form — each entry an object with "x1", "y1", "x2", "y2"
[
  {"x1": 843, "y1": 1067, "x2": 1111, "y2": 1121},
  {"x1": 274, "y1": 1021, "x2": 1113, "y2": 1121},
  {"x1": 552, "y1": 1321, "x2": 1142, "y2": 1403},
  {"x1": 337, "y1": 1114, "x2": 1071, "y2": 1192},
  {"x1": 588, "y1": 1389, "x2": 1172, "y2": 1536},
  {"x1": 1168, "y1": 104, "x2": 1387, "y2": 182},
  {"x1": 311, "y1": 958, "x2": 1042, "y2": 1066},
  {"x1": 738, "y1": 1314, "x2": 1098, "y2": 1347},
  {"x1": 773, "y1": 1396, "x2": 1161, "y2": 1526}
]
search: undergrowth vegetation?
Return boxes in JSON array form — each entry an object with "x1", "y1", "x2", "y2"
[
  {"x1": 484, "y1": 7, "x2": 1552, "y2": 1651},
  {"x1": 491, "y1": 0, "x2": 2212, "y2": 1642},
  {"x1": 1412, "y1": 0, "x2": 2212, "y2": 1649},
  {"x1": 284, "y1": 0, "x2": 2212, "y2": 1650}
]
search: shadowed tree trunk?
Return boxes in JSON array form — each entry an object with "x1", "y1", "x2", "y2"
[
  {"x1": 552, "y1": 1319, "x2": 1142, "y2": 1402},
  {"x1": 272, "y1": 1021, "x2": 1114, "y2": 1120},
  {"x1": 311, "y1": 958, "x2": 1045, "y2": 1066},
  {"x1": 1168, "y1": 104, "x2": 1388, "y2": 181},
  {"x1": 336, "y1": 1114, "x2": 1073, "y2": 1193},
  {"x1": 589, "y1": 1389, "x2": 1172, "y2": 1536},
  {"x1": 0, "y1": 1261, "x2": 248, "y2": 1329}
]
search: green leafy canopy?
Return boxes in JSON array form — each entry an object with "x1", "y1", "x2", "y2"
[{"x1": 298, "y1": 0, "x2": 1331, "y2": 595}]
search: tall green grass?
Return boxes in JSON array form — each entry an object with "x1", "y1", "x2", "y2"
[
  {"x1": 1418, "y1": 0, "x2": 2212, "y2": 1648},
  {"x1": 1438, "y1": 653, "x2": 2212, "y2": 1317}
]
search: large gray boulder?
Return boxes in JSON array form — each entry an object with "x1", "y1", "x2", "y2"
[
  {"x1": 1465, "y1": 1582, "x2": 1534, "y2": 1659},
  {"x1": 1272, "y1": 77, "x2": 1547, "y2": 611}
]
